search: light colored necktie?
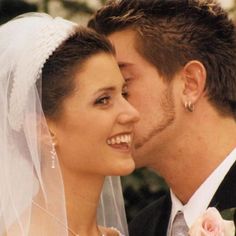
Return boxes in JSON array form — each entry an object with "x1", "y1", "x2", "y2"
[{"x1": 171, "y1": 211, "x2": 189, "y2": 236}]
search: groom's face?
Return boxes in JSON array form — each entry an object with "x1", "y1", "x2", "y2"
[{"x1": 108, "y1": 29, "x2": 179, "y2": 168}]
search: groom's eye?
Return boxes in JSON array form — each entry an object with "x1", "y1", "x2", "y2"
[{"x1": 122, "y1": 85, "x2": 129, "y2": 100}]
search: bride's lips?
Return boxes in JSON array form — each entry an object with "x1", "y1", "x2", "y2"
[{"x1": 106, "y1": 132, "x2": 133, "y2": 153}]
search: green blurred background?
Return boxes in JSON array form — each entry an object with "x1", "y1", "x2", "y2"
[{"x1": 1, "y1": 0, "x2": 235, "y2": 222}]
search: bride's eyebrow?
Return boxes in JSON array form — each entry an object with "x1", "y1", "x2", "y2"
[{"x1": 93, "y1": 86, "x2": 116, "y2": 95}]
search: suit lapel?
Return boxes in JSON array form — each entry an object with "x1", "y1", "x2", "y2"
[
  {"x1": 209, "y1": 161, "x2": 236, "y2": 211},
  {"x1": 154, "y1": 192, "x2": 172, "y2": 235}
]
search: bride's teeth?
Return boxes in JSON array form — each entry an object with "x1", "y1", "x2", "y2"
[
  {"x1": 111, "y1": 138, "x2": 116, "y2": 145},
  {"x1": 121, "y1": 136, "x2": 125, "y2": 142},
  {"x1": 107, "y1": 134, "x2": 132, "y2": 145},
  {"x1": 116, "y1": 136, "x2": 121, "y2": 144}
]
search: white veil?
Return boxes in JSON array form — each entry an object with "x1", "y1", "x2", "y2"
[{"x1": 0, "y1": 13, "x2": 128, "y2": 236}]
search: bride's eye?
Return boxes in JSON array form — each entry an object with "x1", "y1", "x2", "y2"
[{"x1": 95, "y1": 95, "x2": 111, "y2": 105}]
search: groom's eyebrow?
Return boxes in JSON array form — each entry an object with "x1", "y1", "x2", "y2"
[{"x1": 118, "y1": 62, "x2": 133, "y2": 68}]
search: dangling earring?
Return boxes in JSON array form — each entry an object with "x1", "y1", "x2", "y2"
[
  {"x1": 49, "y1": 129, "x2": 57, "y2": 168},
  {"x1": 184, "y1": 101, "x2": 194, "y2": 112},
  {"x1": 50, "y1": 141, "x2": 56, "y2": 169}
]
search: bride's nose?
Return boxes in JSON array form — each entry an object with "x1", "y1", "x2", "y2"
[{"x1": 117, "y1": 100, "x2": 140, "y2": 125}]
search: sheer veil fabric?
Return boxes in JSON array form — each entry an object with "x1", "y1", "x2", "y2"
[{"x1": 0, "y1": 13, "x2": 128, "y2": 236}]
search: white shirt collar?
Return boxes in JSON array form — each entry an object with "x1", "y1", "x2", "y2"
[{"x1": 167, "y1": 147, "x2": 236, "y2": 235}]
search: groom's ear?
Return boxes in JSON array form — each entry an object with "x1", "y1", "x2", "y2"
[{"x1": 180, "y1": 60, "x2": 206, "y2": 106}]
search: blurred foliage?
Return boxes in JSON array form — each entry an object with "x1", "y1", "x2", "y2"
[
  {"x1": 1, "y1": 0, "x2": 236, "y2": 23},
  {"x1": 0, "y1": 0, "x2": 106, "y2": 24},
  {"x1": 60, "y1": 0, "x2": 97, "y2": 20},
  {"x1": 62, "y1": 1, "x2": 94, "y2": 14},
  {"x1": 121, "y1": 168, "x2": 168, "y2": 222},
  {"x1": 0, "y1": 0, "x2": 37, "y2": 24}
]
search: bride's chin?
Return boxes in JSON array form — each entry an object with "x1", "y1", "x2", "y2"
[{"x1": 111, "y1": 158, "x2": 135, "y2": 176}]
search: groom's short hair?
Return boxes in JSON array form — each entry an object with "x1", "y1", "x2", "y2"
[{"x1": 89, "y1": 0, "x2": 236, "y2": 118}]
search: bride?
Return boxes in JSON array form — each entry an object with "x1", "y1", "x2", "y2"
[{"x1": 0, "y1": 13, "x2": 139, "y2": 236}]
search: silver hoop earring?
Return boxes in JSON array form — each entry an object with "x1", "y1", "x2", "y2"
[
  {"x1": 50, "y1": 142, "x2": 56, "y2": 169},
  {"x1": 184, "y1": 101, "x2": 194, "y2": 112}
]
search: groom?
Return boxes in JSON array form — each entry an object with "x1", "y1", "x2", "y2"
[{"x1": 89, "y1": 0, "x2": 236, "y2": 235}]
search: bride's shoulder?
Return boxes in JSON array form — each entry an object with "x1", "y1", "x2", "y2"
[{"x1": 99, "y1": 226, "x2": 125, "y2": 236}]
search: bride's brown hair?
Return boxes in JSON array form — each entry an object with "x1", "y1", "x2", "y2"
[{"x1": 39, "y1": 27, "x2": 114, "y2": 119}]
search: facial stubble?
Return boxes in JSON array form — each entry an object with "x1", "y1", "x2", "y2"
[{"x1": 134, "y1": 86, "x2": 176, "y2": 150}]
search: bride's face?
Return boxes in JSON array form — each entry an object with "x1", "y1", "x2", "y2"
[{"x1": 49, "y1": 53, "x2": 139, "y2": 176}]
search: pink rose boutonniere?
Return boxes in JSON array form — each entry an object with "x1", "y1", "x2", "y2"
[{"x1": 189, "y1": 207, "x2": 235, "y2": 236}]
